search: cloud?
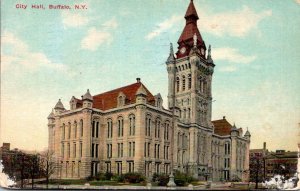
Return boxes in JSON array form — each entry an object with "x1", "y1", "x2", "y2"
[
  {"x1": 62, "y1": 11, "x2": 89, "y2": 28},
  {"x1": 219, "y1": 65, "x2": 237, "y2": 72},
  {"x1": 145, "y1": 15, "x2": 181, "y2": 40},
  {"x1": 81, "y1": 28, "x2": 112, "y2": 51},
  {"x1": 1, "y1": 31, "x2": 66, "y2": 73},
  {"x1": 198, "y1": 6, "x2": 272, "y2": 37},
  {"x1": 212, "y1": 47, "x2": 256, "y2": 64},
  {"x1": 102, "y1": 18, "x2": 118, "y2": 29}
]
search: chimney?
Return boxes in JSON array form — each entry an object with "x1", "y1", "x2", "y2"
[
  {"x1": 223, "y1": 116, "x2": 226, "y2": 120},
  {"x1": 263, "y1": 142, "x2": 266, "y2": 150},
  {"x1": 136, "y1": 78, "x2": 141, "y2": 83}
]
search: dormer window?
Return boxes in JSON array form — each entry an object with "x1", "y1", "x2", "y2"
[
  {"x1": 117, "y1": 92, "x2": 126, "y2": 107},
  {"x1": 154, "y1": 94, "x2": 163, "y2": 109}
]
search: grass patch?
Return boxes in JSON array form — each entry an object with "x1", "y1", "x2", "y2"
[
  {"x1": 36, "y1": 179, "x2": 146, "y2": 186},
  {"x1": 191, "y1": 181, "x2": 206, "y2": 186},
  {"x1": 36, "y1": 179, "x2": 87, "y2": 185}
]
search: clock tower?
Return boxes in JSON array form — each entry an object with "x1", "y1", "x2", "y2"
[{"x1": 166, "y1": 0, "x2": 215, "y2": 128}]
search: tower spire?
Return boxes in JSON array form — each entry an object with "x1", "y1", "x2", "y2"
[
  {"x1": 176, "y1": 0, "x2": 206, "y2": 59},
  {"x1": 166, "y1": 43, "x2": 175, "y2": 63}
]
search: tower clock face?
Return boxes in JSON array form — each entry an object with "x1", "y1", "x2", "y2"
[
  {"x1": 201, "y1": 48, "x2": 205, "y2": 55},
  {"x1": 180, "y1": 47, "x2": 186, "y2": 54}
]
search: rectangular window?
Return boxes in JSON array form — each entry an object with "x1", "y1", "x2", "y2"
[
  {"x1": 121, "y1": 143, "x2": 123, "y2": 157},
  {"x1": 96, "y1": 144, "x2": 99, "y2": 158},
  {"x1": 107, "y1": 144, "x2": 110, "y2": 158},
  {"x1": 92, "y1": 143, "x2": 95, "y2": 157},
  {"x1": 92, "y1": 121, "x2": 95, "y2": 137},
  {"x1": 61, "y1": 143, "x2": 64, "y2": 158},
  {"x1": 132, "y1": 117, "x2": 135, "y2": 135},
  {"x1": 96, "y1": 122, "x2": 99, "y2": 138},
  {"x1": 67, "y1": 143, "x2": 70, "y2": 158},
  {"x1": 129, "y1": 142, "x2": 132, "y2": 157},
  {"x1": 127, "y1": 161, "x2": 134, "y2": 173},
  {"x1": 80, "y1": 142, "x2": 82, "y2": 157},
  {"x1": 80, "y1": 121, "x2": 83, "y2": 137},
  {"x1": 68, "y1": 126, "x2": 71, "y2": 139},
  {"x1": 148, "y1": 143, "x2": 150, "y2": 157},
  {"x1": 74, "y1": 143, "x2": 76, "y2": 157},
  {"x1": 167, "y1": 146, "x2": 169, "y2": 159},
  {"x1": 107, "y1": 120, "x2": 113, "y2": 138},
  {"x1": 117, "y1": 162, "x2": 122, "y2": 175},
  {"x1": 144, "y1": 142, "x2": 146, "y2": 157},
  {"x1": 106, "y1": 162, "x2": 111, "y2": 172},
  {"x1": 133, "y1": 142, "x2": 135, "y2": 157},
  {"x1": 154, "y1": 144, "x2": 156, "y2": 158},
  {"x1": 158, "y1": 144, "x2": 160, "y2": 158}
]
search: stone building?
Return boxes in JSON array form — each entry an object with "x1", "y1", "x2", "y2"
[{"x1": 48, "y1": 0, "x2": 250, "y2": 182}]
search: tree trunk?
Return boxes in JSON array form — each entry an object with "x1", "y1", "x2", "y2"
[{"x1": 46, "y1": 161, "x2": 49, "y2": 189}]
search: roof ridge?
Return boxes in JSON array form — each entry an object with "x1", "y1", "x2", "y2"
[{"x1": 93, "y1": 82, "x2": 141, "y2": 97}]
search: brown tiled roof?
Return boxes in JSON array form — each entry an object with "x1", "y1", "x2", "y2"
[
  {"x1": 176, "y1": 0, "x2": 206, "y2": 59},
  {"x1": 184, "y1": 0, "x2": 199, "y2": 19},
  {"x1": 74, "y1": 98, "x2": 83, "y2": 108},
  {"x1": 212, "y1": 118, "x2": 232, "y2": 136},
  {"x1": 92, "y1": 82, "x2": 155, "y2": 110}
]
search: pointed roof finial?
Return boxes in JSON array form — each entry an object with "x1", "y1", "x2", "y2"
[
  {"x1": 170, "y1": 43, "x2": 174, "y2": 55},
  {"x1": 54, "y1": 99, "x2": 65, "y2": 110},
  {"x1": 193, "y1": 33, "x2": 197, "y2": 47},
  {"x1": 166, "y1": 43, "x2": 175, "y2": 63},
  {"x1": 82, "y1": 89, "x2": 93, "y2": 101},
  {"x1": 185, "y1": 0, "x2": 199, "y2": 19}
]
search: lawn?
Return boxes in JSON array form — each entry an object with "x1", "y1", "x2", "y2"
[{"x1": 36, "y1": 179, "x2": 146, "y2": 186}]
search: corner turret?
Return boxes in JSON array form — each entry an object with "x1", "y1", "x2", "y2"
[
  {"x1": 136, "y1": 85, "x2": 147, "y2": 104},
  {"x1": 82, "y1": 89, "x2": 93, "y2": 108},
  {"x1": 54, "y1": 99, "x2": 65, "y2": 114},
  {"x1": 244, "y1": 128, "x2": 251, "y2": 140}
]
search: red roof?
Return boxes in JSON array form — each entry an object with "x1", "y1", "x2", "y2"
[
  {"x1": 212, "y1": 118, "x2": 232, "y2": 136},
  {"x1": 176, "y1": 0, "x2": 206, "y2": 58},
  {"x1": 92, "y1": 82, "x2": 155, "y2": 110},
  {"x1": 184, "y1": 0, "x2": 199, "y2": 19}
]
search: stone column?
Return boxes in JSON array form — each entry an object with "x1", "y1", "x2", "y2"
[
  {"x1": 81, "y1": 109, "x2": 92, "y2": 178},
  {"x1": 230, "y1": 137, "x2": 237, "y2": 180},
  {"x1": 134, "y1": 104, "x2": 146, "y2": 173}
]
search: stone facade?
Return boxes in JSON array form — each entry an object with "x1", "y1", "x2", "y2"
[{"x1": 48, "y1": 0, "x2": 251, "y2": 182}]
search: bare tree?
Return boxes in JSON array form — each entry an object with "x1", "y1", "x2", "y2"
[{"x1": 40, "y1": 150, "x2": 55, "y2": 189}]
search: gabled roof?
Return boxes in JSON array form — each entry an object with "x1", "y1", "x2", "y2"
[
  {"x1": 93, "y1": 82, "x2": 155, "y2": 110},
  {"x1": 212, "y1": 118, "x2": 232, "y2": 136}
]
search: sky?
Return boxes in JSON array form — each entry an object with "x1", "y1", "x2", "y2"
[{"x1": 1, "y1": 0, "x2": 299, "y2": 152}]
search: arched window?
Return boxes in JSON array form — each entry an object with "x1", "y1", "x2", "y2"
[
  {"x1": 182, "y1": 76, "x2": 186, "y2": 91},
  {"x1": 176, "y1": 77, "x2": 180, "y2": 92},
  {"x1": 145, "y1": 115, "x2": 151, "y2": 136},
  {"x1": 74, "y1": 121, "x2": 77, "y2": 138},
  {"x1": 80, "y1": 119, "x2": 83, "y2": 137},
  {"x1": 188, "y1": 108, "x2": 191, "y2": 118},
  {"x1": 68, "y1": 122, "x2": 71, "y2": 139},
  {"x1": 188, "y1": 74, "x2": 191, "y2": 89},
  {"x1": 62, "y1": 123, "x2": 65, "y2": 140},
  {"x1": 107, "y1": 119, "x2": 113, "y2": 138},
  {"x1": 129, "y1": 114, "x2": 135, "y2": 136},
  {"x1": 117, "y1": 117, "x2": 124, "y2": 137}
]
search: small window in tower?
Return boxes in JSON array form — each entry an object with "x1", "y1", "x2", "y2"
[
  {"x1": 188, "y1": 74, "x2": 191, "y2": 89},
  {"x1": 182, "y1": 76, "x2": 186, "y2": 91},
  {"x1": 176, "y1": 77, "x2": 180, "y2": 92}
]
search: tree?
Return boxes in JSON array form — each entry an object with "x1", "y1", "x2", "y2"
[
  {"x1": 249, "y1": 156, "x2": 264, "y2": 189},
  {"x1": 39, "y1": 150, "x2": 55, "y2": 189}
]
